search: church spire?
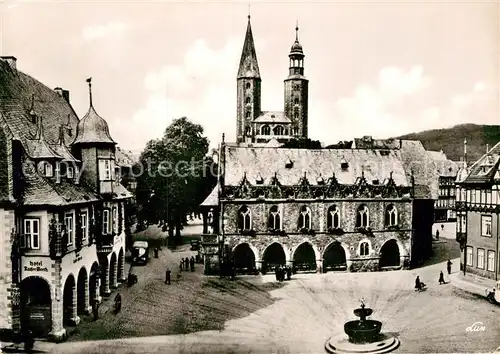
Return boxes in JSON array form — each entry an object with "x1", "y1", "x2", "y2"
[{"x1": 237, "y1": 15, "x2": 261, "y2": 79}]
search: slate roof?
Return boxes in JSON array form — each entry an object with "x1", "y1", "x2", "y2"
[
  {"x1": 253, "y1": 111, "x2": 291, "y2": 124},
  {"x1": 223, "y1": 146, "x2": 410, "y2": 187},
  {"x1": 0, "y1": 58, "x2": 130, "y2": 206},
  {"x1": 73, "y1": 105, "x2": 115, "y2": 145},
  {"x1": 462, "y1": 141, "x2": 500, "y2": 185},
  {"x1": 428, "y1": 150, "x2": 459, "y2": 177},
  {"x1": 237, "y1": 17, "x2": 261, "y2": 79},
  {"x1": 201, "y1": 182, "x2": 220, "y2": 207}
]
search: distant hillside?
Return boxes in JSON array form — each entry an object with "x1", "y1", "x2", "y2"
[{"x1": 395, "y1": 124, "x2": 500, "y2": 162}]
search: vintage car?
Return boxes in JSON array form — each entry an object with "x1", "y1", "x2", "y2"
[
  {"x1": 486, "y1": 280, "x2": 500, "y2": 304},
  {"x1": 190, "y1": 240, "x2": 200, "y2": 251},
  {"x1": 131, "y1": 241, "x2": 149, "y2": 265}
]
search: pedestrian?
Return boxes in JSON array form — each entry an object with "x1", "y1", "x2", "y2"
[
  {"x1": 190, "y1": 256, "x2": 195, "y2": 271},
  {"x1": 185, "y1": 257, "x2": 189, "y2": 270},
  {"x1": 436, "y1": 229, "x2": 440, "y2": 240},
  {"x1": 92, "y1": 298, "x2": 99, "y2": 321},
  {"x1": 286, "y1": 266, "x2": 292, "y2": 281},
  {"x1": 447, "y1": 260, "x2": 452, "y2": 275},
  {"x1": 154, "y1": 247, "x2": 159, "y2": 258},
  {"x1": 275, "y1": 266, "x2": 279, "y2": 281},
  {"x1": 415, "y1": 276, "x2": 422, "y2": 291},
  {"x1": 114, "y1": 293, "x2": 122, "y2": 314},
  {"x1": 439, "y1": 271, "x2": 445, "y2": 285},
  {"x1": 179, "y1": 260, "x2": 184, "y2": 271},
  {"x1": 23, "y1": 329, "x2": 34, "y2": 353},
  {"x1": 165, "y1": 267, "x2": 171, "y2": 285}
]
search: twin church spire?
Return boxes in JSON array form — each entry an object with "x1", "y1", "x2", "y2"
[{"x1": 236, "y1": 15, "x2": 309, "y2": 144}]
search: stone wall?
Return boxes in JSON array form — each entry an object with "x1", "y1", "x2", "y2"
[{"x1": 0, "y1": 208, "x2": 16, "y2": 331}]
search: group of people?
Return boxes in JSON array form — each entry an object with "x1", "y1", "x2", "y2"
[
  {"x1": 180, "y1": 256, "x2": 196, "y2": 272},
  {"x1": 415, "y1": 259, "x2": 452, "y2": 292},
  {"x1": 275, "y1": 265, "x2": 292, "y2": 282}
]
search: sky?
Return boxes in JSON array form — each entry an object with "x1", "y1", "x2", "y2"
[{"x1": 0, "y1": 0, "x2": 498, "y2": 153}]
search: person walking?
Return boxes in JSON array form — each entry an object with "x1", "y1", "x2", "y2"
[
  {"x1": 179, "y1": 260, "x2": 184, "y2": 271},
  {"x1": 415, "y1": 276, "x2": 422, "y2": 291},
  {"x1": 447, "y1": 260, "x2": 452, "y2": 275},
  {"x1": 165, "y1": 268, "x2": 171, "y2": 284},
  {"x1": 114, "y1": 293, "x2": 122, "y2": 314},
  {"x1": 435, "y1": 229, "x2": 440, "y2": 240},
  {"x1": 23, "y1": 329, "x2": 34, "y2": 353},
  {"x1": 190, "y1": 256, "x2": 195, "y2": 272},
  {"x1": 439, "y1": 271, "x2": 445, "y2": 285}
]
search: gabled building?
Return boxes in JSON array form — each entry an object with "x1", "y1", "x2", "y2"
[
  {"x1": 455, "y1": 142, "x2": 500, "y2": 280},
  {"x1": 0, "y1": 57, "x2": 131, "y2": 341}
]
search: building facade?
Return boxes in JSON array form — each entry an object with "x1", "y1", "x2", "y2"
[
  {"x1": 456, "y1": 142, "x2": 500, "y2": 280},
  {"x1": 236, "y1": 16, "x2": 308, "y2": 145},
  {"x1": 202, "y1": 144, "x2": 433, "y2": 275},
  {"x1": 428, "y1": 150, "x2": 459, "y2": 223},
  {"x1": 0, "y1": 57, "x2": 131, "y2": 341}
]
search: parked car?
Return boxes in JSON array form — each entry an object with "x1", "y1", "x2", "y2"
[
  {"x1": 486, "y1": 280, "x2": 500, "y2": 305},
  {"x1": 190, "y1": 240, "x2": 200, "y2": 251},
  {"x1": 131, "y1": 241, "x2": 149, "y2": 265}
]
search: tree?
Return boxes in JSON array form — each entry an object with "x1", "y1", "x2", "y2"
[
  {"x1": 135, "y1": 117, "x2": 216, "y2": 245},
  {"x1": 282, "y1": 138, "x2": 322, "y2": 149}
]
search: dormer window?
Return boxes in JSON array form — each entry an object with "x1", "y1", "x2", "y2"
[
  {"x1": 340, "y1": 158, "x2": 349, "y2": 171},
  {"x1": 285, "y1": 158, "x2": 293, "y2": 169},
  {"x1": 99, "y1": 159, "x2": 112, "y2": 181},
  {"x1": 42, "y1": 162, "x2": 53, "y2": 177},
  {"x1": 67, "y1": 166, "x2": 74, "y2": 179},
  {"x1": 372, "y1": 179, "x2": 379, "y2": 185},
  {"x1": 255, "y1": 173, "x2": 264, "y2": 184},
  {"x1": 271, "y1": 114, "x2": 275, "y2": 118}
]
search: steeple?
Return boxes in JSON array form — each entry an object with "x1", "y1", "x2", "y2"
[{"x1": 237, "y1": 15, "x2": 261, "y2": 79}]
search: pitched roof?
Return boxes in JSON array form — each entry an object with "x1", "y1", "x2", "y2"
[
  {"x1": 237, "y1": 17, "x2": 261, "y2": 79},
  {"x1": 201, "y1": 182, "x2": 220, "y2": 207},
  {"x1": 463, "y1": 141, "x2": 500, "y2": 184},
  {"x1": 223, "y1": 146, "x2": 410, "y2": 187},
  {"x1": 353, "y1": 136, "x2": 401, "y2": 150},
  {"x1": 253, "y1": 111, "x2": 291, "y2": 124},
  {"x1": 427, "y1": 150, "x2": 459, "y2": 177}
]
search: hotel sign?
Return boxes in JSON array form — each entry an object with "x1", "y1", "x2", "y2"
[{"x1": 24, "y1": 260, "x2": 48, "y2": 272}]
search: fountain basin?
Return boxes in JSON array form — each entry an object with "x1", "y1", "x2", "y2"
[
  {"x1": 344, "y1": 320, "x2": 382, "y2": 343},
  {"x1": 354, "y1": 308, "x2": 372, "y2": 318}
]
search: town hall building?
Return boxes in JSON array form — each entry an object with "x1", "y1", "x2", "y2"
[{"x1": 201, "y1": 17, "x2": 434, "y2": 275}]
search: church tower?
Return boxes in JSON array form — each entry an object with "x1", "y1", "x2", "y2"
[
  {"x1": 284, "y1": 24, "x2": 309, "y2": 138},
  {"x1": 236, "y1": 15, "x2": 261, "y2": 144}
]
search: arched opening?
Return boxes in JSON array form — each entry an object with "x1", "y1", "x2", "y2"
[
  {"x1": 89, "y1": 262, "x2": 100, "y2": 304},
  {"x1": 262, "y1": 243, "x2": 286, "y2": 274},
  {"x1": 118, "y1": 248, "x2": 125, "y2": 281},
  {"x1": 261, "y1": 125, "x2": 271, "y2": 135},
  {"x1": 237, "y1": 205, "x2": 252, "y2": 231},
  {"x1": 99, "y1": 256, "x2": 109, "y2": 295},
  {"x1": 232, "y1": 243, "x2": 256, "y2": 274},
  {"x1": 110, "y1": 252, "x2": 117, "y2": 289},
  {"x1": 323, "y1": 242, "x2": 347, "y2": 272},
  {"x1": 20, "y1": 277, "x2": 52, "y2": 337},
  {"x1": 379, "y1": 239, "x2": 400, "y2": 268},
  {"x1": 293, "y1": 242, "x2": 316, "y2": 273},
  {"x1": 63, "y1": 274, "x2": 77, "y2": 326},
  {"x1": 77, "y1": 267, "x2": 88, "y2": 315},
  {"x1": 273, "y1": 125, "x2": 284, "y2": 136}
]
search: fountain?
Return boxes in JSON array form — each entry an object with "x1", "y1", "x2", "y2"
[{"x1": 325, "y1": 299, "x2": 400, "y2": 354}]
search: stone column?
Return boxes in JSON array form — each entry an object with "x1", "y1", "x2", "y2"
[
  {"x1": 48, "y1": 286, "x2": 66, "y2": 342},
  {"x1": 101, "y1": 263, "x2": 111, "y2": 296},
  {"x1": 69, "y1": 282, "x2": 80, "y2": 326},
  {"x1": 202, "y1": 210, "x2": 208, "y2": 234},
  {"x1": 316, "y1": 259, "x2": 323, "y2": 273},
  {"x1": 83, "y1": 275, "x2": 90, "y2": 315}
]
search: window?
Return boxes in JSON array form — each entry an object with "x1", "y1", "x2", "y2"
[
  {"x1": 23, "y1": 218, "x2": 40, "y2": 249},
  {"x1": 477, "y1": 248, "x2": 485, "y2": 269},
  {"x1": 273, "y1": 125, "x2": 284, "y2": 136},
  {"x1": 113, "y1": 207, "x2": 118, "y2": 233},
  {"x1": 466, "y1": 246, "x2": 473, "y2": 266},
  {"x1": 359, "y1": 242, "x2": 370, "y2": 256},
  {"x1": 65, "y1": 213, "x2": 74, "y2": 245},
  {"x1": 298, "y1": 206, "x2": 311, "y2": 229},
  {"x1": 487, "y1": 250, "x2": 495, "y2": 272},
  {"x1": 43, "y1": 162, "x2": 53, "y2": 177},
  {"x1": 261, "y1": 125, "x2": 271, "y2": 135},
  {"x1": 238, "y1": 206, "x2": 252, "y2": 231},
  {"x1": 293, "y1": 127, "x2": 299, "y2": 135},
  {"x1": 80, "y1": 212, "x2": 87, "y2": 240},
  {"x1": 385, "y1": 205, "x2": 398, "y2": 227},
  {"x1": 356, "y1": 205, "x2": 369, "y2": 228},
  {"x1": 481, "y1": 215, "x2": 492, "y2": 237},
  {"x1": 327, "y1": 205, "x2": 340, "y2": 229},
  {"x1": 245, "y1": 127, "x2": 251, "y2": 136},
  {"x1": 245, "y1": 82, "x2": 251, "y2": 89},
  {"x1": 99, "y1": 159, "x2": 112, "y2": 181},
  {"x1": 486, "y1": 191, "x2": 492, "y2": 205},
  {"x1": 245, "y1": 111, "x2": 251, "y2": 118},
  {"x1": 102, "y1": 209, "x2": 110, "y2": 234},
  {"x1": 245, "y1": 97, "x2": 251, "y2": 104},
  {"x1": 67, "y1": 166, "x2": 74, "y2": 179},
  {"x1": 268, "y1": 205, "x2": 281, "y2": 229},
  {"x1": 293, "y1": 85, "x2": 300, "y2": 91},
  {"x1": 294, "y1": 98, "x2": 299, "y2": 105},
  {"x1": 457, "y1": 213, "x2": 466, "y2": 233}
]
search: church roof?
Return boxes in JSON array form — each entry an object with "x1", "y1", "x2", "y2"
[
  {"x1": 223, "y1": 146, "x2": 410, "y2": 187},
  {"x1": 237, "y1": 16, "x2": 261, "y2": 79},
  {"x1": 253, "y1": 111, "x2": 291, "y2": 123}
]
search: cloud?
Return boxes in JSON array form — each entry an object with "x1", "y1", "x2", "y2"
[
  {"x1": 82, "y1": 21, "x2": 128, "y2": 41},
  {"x1": 124, "y1": 36, "x2": 268, "y2": 151}
]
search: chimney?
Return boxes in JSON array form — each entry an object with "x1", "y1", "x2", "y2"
[
  {"x1": 0, "y1": 56, "x2": 17, "y2": 71},
  {"x1": 54, "y1": 87, "x2": 70, "y2": 103}
]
